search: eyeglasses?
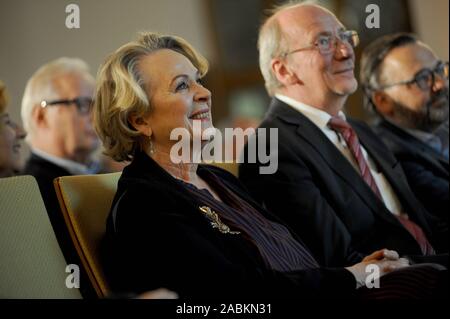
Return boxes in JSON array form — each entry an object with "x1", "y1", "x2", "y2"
[
  {"x1": 379, "y1": 61, "x2": 449, "y2": 91},
  {"x1": 281, "y1": 30, "x2": 359, "y2": 57},
  {"x1": 40, "y1": 97, "x2": 93, "y2": 115}
]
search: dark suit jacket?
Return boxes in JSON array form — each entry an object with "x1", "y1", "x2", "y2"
[
  {"x1": 374, "y1": 120, "x2": 449, "y2": 223},
  {"x1": 23, "y1": 153, "x2": 71, "y2": 229},
  {"x1": 239, "y1": 98, "x2": 448, "y2": 267},
  {"x1": 103, "y1": 151, "x2": 356, "y2": 299}
]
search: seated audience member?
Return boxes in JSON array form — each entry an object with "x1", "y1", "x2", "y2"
[
  {"x1": 20, "y1": 58, "x2": 100, "y2": 297},
  {"x1": 360, "y1": 33, "x2": 449, "y2": 223},
  {"x1": 0, "y1": 81, "x2": 26, "y2": 177},
  {"x1": 2, "y1": 80, "x2": 169, "y2": 299},
  {"x1": 94, "y1": 31, "x2": 446, "y2": 299},
  {"x1": 238, "y1": 3, "x2": 448, "y2": 268},
  {"x1": 21, "y1": 57, "x2": 100, "y2": 228}
]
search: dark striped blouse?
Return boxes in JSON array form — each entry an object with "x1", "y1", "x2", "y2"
[{"x1": 178, "y1": 168, "x2": 319, "y2": 272}]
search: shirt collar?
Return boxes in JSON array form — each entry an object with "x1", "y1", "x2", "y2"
[
  {"x1": 385, "y1": 118, "x2": 443, "y2": 153},
  {"x1": 405, "y1": 127, "x2": 440, "y2": 144},
  {"x1": 31, "y1": 148, "x2": 100, "y2": 175},
  {"x1": 275, "y1": 94, "x2": 347, "y2": 129}
]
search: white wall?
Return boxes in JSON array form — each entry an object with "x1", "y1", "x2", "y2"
[
  {"x1": 0, "y1": 0, "x2": 212, "y2": 157},
  {"x1": 1, "y1": 0, "x2": 448, "y2": 161}
]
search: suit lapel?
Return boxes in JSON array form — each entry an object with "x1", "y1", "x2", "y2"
[
  {"x1": 269, "y1": 99, "x2": 403, "y2": 226},
  {"x1": 355, "y1": 126, "x2": 433, "y2": 234},
  {"x1": 380, "y1": 120, "x2": 449, "y2": 177}
]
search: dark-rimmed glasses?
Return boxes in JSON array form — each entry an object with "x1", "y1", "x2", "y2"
[
  {"x1": 40, "y1": 97, "x2": 93, "y2": 115},
  {"x1": 378, "y1": 61, "x2": 449, "y2": 91}
]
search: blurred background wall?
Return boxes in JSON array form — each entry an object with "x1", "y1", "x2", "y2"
[{"x1": 0, "y1": 0, "x2": 448, "y2": 160}]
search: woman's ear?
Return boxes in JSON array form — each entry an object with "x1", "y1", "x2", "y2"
[
  {"x1": 128, "y1": 113, "x2": 152, "y2": 137},
  {"x1": 271, "y1": 58, "x2": 301, "y2": 86}
]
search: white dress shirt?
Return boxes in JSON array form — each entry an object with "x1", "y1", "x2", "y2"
[
  {"x1": 31, "y1": 148, "x2": 100, "y2": 175},
  {"x1": 275, "y1": 94, "x2": 405, "y2": 217}
]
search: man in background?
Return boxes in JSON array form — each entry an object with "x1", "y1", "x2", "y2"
[
  {"x1": 21, "y1": 57, "x2": 100, "y2": 297},
  {"x1": 360, "y1": 33, "x2": 448, "y2": 223},
  {"x1": 239, "y1": 3, "x2": 447, "y2": 267},
  {"x1": 21, "y1": 57, "x2": 99, "y2": 220}
]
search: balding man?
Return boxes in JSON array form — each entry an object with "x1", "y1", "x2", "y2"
[
  {"x1": 360, "y1": 33, "x2": 449, "y2": 224},
  {"x1": 239, "y1": 2, "x2": 447, "y2": 267},
  {"x1": 21, "y1": 58, "x2": 99, "y2": 219},
  {"x1": 20, "y1": 58, "x2": 100, "y2": 297}
]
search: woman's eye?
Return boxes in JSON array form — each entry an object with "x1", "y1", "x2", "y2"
[
  {"x1": 176, "y1": 82, "x2": 188, "y2": 91},
  {"x1": 196, "y1": 78, "x2": 203, "y2": 86}
]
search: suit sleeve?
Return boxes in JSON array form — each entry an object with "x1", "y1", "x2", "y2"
[
  {"x1": 108, "y1": 189, "x2": 356, "y2": 299},
  {"x1": 239, "y1": 139, "x2": 364, "y2": 267},
  {"x1": 401, "y1": 160, "x2": 448, "y2": 222}
]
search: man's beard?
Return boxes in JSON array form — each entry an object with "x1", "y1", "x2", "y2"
[{"x1": 392, "y1": 88, "x2": 449, "y2": 132}]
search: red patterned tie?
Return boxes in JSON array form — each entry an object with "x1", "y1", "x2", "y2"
[{"x1": 328, "y1": 116, "x2": 435, "y2": 255}]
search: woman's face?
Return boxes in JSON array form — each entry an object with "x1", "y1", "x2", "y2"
[
  {"x1": 138, "y1": 49, "x2": 213, "y2": 155},
  {"x1": 0, "y1": 112, "x2": 25, "y2": 176}
]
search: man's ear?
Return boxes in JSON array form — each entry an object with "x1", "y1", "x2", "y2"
[
  {"x1": 128, "y1": 113, "x2": 152, "y2": 137},
  {"x1": 271, "y1": 58, "x2": 301, "y2": 86},
  {"x1": 372, "y1": 91, "x2": 394, "y2": 116},
  {"x1": 32, "y1": 104, "x2": 49, "y2": 129}
]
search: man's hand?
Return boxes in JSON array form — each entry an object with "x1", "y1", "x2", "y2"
[
  {"x1": 346, "y1": 249, "x2": 410, "y2": 288},
  {"x1": 137, "y1": 288, "x2": 179, "y2": 299}
]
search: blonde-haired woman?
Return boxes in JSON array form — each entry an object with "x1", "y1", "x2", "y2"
[
  {"x1": 0, "y1": 81, "x2": 26, "y2": 177},
  {"x1": 95, "y1": 32, "x2": 445, "y2": 299}
]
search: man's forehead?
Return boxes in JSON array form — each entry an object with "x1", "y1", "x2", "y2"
[
  {"x1": 385, "y1": 43, "x2": 438, "y2": 71},
  {"x1": 304, "y1": 20, "x2": 345, "y2": 37},
  {"x1": 278, "y1": 6, "x2": 344, "y2": 40},
  {"x1": 52, "y1": 73, "x2": 94, "y2": 97}
]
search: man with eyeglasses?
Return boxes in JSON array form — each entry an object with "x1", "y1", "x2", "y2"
[
  {"x1": 240, "y1": 3, "x2": 448, "y2": 269},
  {"x1": 20, "y1": 57, "x2": 100, "y2": 297},
  {"x1": 360, "y1": 33, "x2": 449, "y2": 224}
]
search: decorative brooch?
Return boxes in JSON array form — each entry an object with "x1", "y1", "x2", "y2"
[{"x1": 199, "y1": 206, "x2": 241, "y2": 235}]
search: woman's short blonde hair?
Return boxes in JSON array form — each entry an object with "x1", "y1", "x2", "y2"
[{"x1": 94, "y1": 32, "x2": 209, "y2": 161}]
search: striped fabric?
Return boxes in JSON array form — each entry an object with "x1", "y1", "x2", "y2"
[
  {"x1": 357, "y1": 263, "x2": 446, "y2": 299},
  {"x1": 179, "y1": 169, "x2": 319, "y2": 272},
  {"x1": 328, "y1": 116, "x2": 435, "y2": 255},
  {"x1": 328, "y1": 116, "x2": 382, "y2": 198}
]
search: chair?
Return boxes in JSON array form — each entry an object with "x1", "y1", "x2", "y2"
[
  {"x1": 208, "y1": 162, "x2": 239, "y2": 177},
  {"x1": 53, "y1": 172, "x2": 121, "y2": 298},
  {"x1": 0, "y1": 175, "x2": 82, "y2": 299}
]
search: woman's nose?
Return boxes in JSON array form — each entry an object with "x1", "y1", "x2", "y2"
[{"x1": 194, "y1": 83, "x2": 211, "y2": 102}]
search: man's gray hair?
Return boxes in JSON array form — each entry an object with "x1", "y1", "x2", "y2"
[
  {"x1": 258, "y1": 0, "x2": 319, "y2": 96},
  {"x1": 21, "y1": 57, "x2": 94, "y2": 140}
]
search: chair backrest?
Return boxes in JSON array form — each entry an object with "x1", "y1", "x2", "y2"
[
  {"x1": 0, "y1": 175, "x2": 82, "y2": 299},
  {"x1": 208, "y1": 162, "x2": 238, "y2": 177},
  {"x1": 53, "y1": 172, "x2": 121, "y2": 298}
]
